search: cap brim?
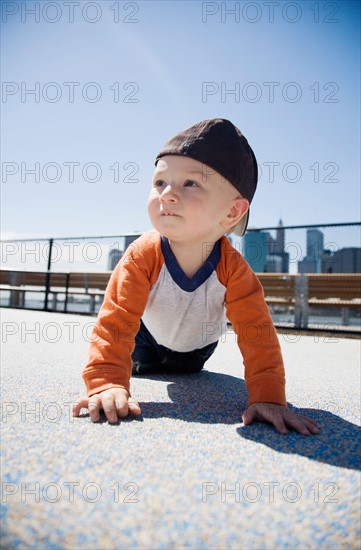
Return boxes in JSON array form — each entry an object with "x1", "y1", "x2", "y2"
[{"x1": 232, "y1": 209, "x2": 250, "y2": 237}]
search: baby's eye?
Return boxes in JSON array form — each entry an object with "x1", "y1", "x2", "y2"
[
  {"x1": 154, "y1": 180, "x2": 166, "y2": 187},
  {"x1": 184, "y1": 180, "x2": 199, "y2": 187}
]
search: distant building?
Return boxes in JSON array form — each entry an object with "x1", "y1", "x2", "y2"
[
  {"x1": 298, "y1": 229, "x2": 324, "y2": 273},
  {"x1": 298, "y1": 257, "x2": 319, "y2": 274},
  {"x1": 124, "y1": 235, "x2": 140, "y2": 250},
  {"x1": 242, "y1": 221, "x2": 289, "y2": 272},
  {"x1": 271, "y1": 219, "x2": 289, "y2": 272},
  {"x1": 265, "y1": 254, "x2": 283, "y2": 272},
  {"x1": 280, "y1": 252, "x2": 290, "y2": 273},
  {"x1": 242, "y1": 231, "x2": 267, "y2": 272},
  {"x1": 322, "y1": 247, "x2": 361, "y2": 273},
  {"x1": 274, "y1": 218, "x2": 285, "y2": 254},
  {"x1": 321, "y1": 250, "x2": 333, "y2": 273},
  {"x1": 107, "y1": 248, "x2": 123, "y2": 270},
  {"x1": 243, "y1": 223, "x2": 360, "y2": 274},
  {"x1": 107, "y1": 234, "x2": 141, "y2": 270},
  {"x1": 307, "y1": 229, "x2": 324, "y2": 258}
]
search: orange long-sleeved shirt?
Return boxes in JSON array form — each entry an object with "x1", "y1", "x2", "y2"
[{"x1": 82, "y1": 231, "x2": 286, "y2": 405}]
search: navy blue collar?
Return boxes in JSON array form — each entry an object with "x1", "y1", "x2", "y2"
[{"x1": 160, "y1": 236, "x2": 221, "y2": 292}]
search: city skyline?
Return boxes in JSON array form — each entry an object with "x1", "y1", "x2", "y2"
[{"x1": 242, "y1": 222, "x2": 361, "y2": 274}]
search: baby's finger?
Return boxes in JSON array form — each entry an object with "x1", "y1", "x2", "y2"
[
  {"x1": 73, "y1": 397, "x2": 89, "y2": 417},
  {"x1": 88, "y1": 395, "x2": 102, "y2": 423},
  {"x1": 112, "y1": 394, "x2": 132, "y2": 419},
  {"x1": 300, "y1": 415, "x2": 320, "y2": 428},
  {"x1": 284, "y1": 411, "x2": 320, "y2": 434},
  {"x1": 101, "y1": 394, "x2": 120, "y2": 423},
  {"x1": 128, "y1": 397, "x2": 142, "y2": 415},
  {"x1": 270, "y1": 413, "x2": 288, "y2": 435},
  {"x1": 284, "y1": 413, "x2": 312, "y2": 436},
  {"x1": 298, "y1": 415, "x2": 320, "y2": 434},
  {"x1": 242, "y1": 404, "x2": 259, "y2": 425}
]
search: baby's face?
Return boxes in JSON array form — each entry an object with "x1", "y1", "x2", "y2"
[{"x1": 148, "y1": 155, "x2": 247, "y2": 244}]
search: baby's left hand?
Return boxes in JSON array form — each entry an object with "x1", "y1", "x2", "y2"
[{"x1": 242, "y1": 403, "x2": 320, "y2": 436}]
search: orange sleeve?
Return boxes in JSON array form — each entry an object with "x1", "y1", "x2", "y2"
[
  {"x1": 217, "y1": 238, "x2": 286, "y2": 406},
  {"x1": 82, "y1": 232, "x2": 163, "y2": 397}
]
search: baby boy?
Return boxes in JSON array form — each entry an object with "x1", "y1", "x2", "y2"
[{"x1": 73, "y1": 118, "x2": 320, "y2": 436}]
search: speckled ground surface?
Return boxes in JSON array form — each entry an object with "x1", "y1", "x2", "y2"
[{"x1": 1, "y1": 307, "x2": 360, "y2": 550}]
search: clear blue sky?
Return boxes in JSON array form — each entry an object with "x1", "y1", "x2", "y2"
[{"x1": 1, "y1": 0, "x2": 360, "y2": 245}]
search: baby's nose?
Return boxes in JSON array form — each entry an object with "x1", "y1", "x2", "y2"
[{"x1": 160, "y1": 185, "x2": 178, "y2": 202}]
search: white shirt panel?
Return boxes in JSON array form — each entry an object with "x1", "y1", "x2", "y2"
[{"x1": 142, "y1": 264, "x2": 227, "y2": 352}]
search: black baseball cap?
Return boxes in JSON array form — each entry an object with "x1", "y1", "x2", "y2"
[{"x1": 155, "y1": 118, "x2": 258, "y2": 235}]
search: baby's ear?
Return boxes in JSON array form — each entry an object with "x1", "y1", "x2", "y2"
[{"x1": 223, "y1": 198, "x2": 249, "y2": 230}]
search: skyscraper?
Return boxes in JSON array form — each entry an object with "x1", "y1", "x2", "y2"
[
  {"x1": 322, "y1": 247, "x2": 361, "y2": 273},
  {"x1": 107, "y1": 248, "x2": 123, "y2": 270},
  {"x1": 307, "y1": 229, "x2": 324, "y2": 260},
  {"x1": 242, "y1": 223, "x2": 289, "y2": 273},
  {"x1": 242, "y1": 232, "x2": 267, "y2": 272},
  {"x1": 298, "y1": 229, "x2": 324, "y2": 273},
  {"x1": 124, "y1": 235, "x2": 140, "y2": 250},
  {"x1": 107, "y1": 234, "x2": 141, "y2": 270},
  {"x1": 274, "y1": 219, "x2": 285, "y2": 255}
]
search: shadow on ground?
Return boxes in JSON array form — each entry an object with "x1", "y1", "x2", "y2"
[
  {"x1": 138, "y1": 370, "x2": 248, "y2": 424},
  {"x1": 136, "y1": 371, "x2": 361, "y2": 470},
  {"x1": 238, "y1": 407, "x2": 361, "y2": 471},
  {"x1": 82, "y1": 370, "x2": 361, "y2": 471}
]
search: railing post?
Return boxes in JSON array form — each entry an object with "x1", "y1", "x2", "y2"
[
  {"x1": 44, "y1": 238, "x2": 53, "y2": 311},
  {"x1": 294, "y1": 274, "x2": 309, "y2": 328},
  {"x1": 9, "y1": 272, "x2": 24, "y2": 307},
  {"x1": 64, "y1": 273, "x2": 70, "y2": 313},
  {"x1": 341, "y1": 307, "x2": 350, "y2": 326}
]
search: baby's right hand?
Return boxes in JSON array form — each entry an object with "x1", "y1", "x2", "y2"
[{"x1": 73, "y1": 388, "x2": 141, "y2": 424}]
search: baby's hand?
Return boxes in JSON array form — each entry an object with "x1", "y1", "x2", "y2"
[
  {"x1": 73, "y1": 388, "x2": 141, "y2": 423},
  {"x1": 242, "y1": 402, "x2": 320, "y2": 436}
]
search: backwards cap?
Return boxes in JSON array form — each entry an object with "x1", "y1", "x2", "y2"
[{"x1": 155, "y1": 118, "x2": 258, "y2": 236}]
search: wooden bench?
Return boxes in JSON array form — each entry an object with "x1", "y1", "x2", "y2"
[
  {"x1": 307, "y1": 273, "x2": 361, "y2": 307},
  {"x1": 257, "y1": 274, "x2": 296, "y2": 306},
  {"x1": 258, "y1": 272, "x2": 360, "y2": 328},
  {"x1": 1, "y1": 269, "x2": 360, "y2": 325},
  {"x1": 0, "y1": 269, "x2": 111, "y2": 313},
  {"x1": 63, "y1": 272, "x2": 111, "y2": 313},
  {"x1": 257, "y1": 273, "x2": 360, "y2": 306}
]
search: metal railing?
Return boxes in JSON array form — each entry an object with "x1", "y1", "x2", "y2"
[{"x1": 1, "y1": 222, "x2": 360, "y2": 332}]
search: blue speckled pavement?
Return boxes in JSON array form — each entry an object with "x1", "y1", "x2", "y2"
[{"x1": 1, "y1": 308, "x2": 360, "y2": 549}]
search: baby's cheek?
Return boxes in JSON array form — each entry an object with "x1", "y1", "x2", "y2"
[{"x1": 147, "y1": 194, "x2": 157, "y2": 213}]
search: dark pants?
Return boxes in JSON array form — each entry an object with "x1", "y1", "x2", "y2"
[{"x1": 131, "y1": 320, "x2": 218, "y2": 375}]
